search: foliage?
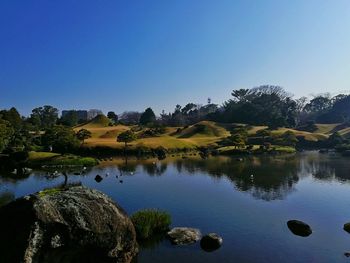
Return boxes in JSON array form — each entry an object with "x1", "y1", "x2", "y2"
[
  {"x1": 228, "y1": 127, "x2": 248, "y2": 148},
  {"x1": 0, "y1": 107, "x2": 22, "y2": 129},
  {"x1": 131, "y1": 209, "x2": 171, "y2": 240},
  {"x1": 76, "y1": 129, "x2": 92, "y2": 144},
  {"x1": 140, "y1": 108, "x2": 156, "y2": 125},
  {"x1": 117, "y1": 130, "x2": 137, "y2": 147},
  {"x1": 256, "y1": 129, "x2": 271, "y2": 139},
  {"x1": 139, "y1": 126, "x2": 166, "y2": 138},
  {"x1": 29, "y1": 105, "x2": 58, "y2": 129},
  {"x1": 154, "y1": 146, "x2": 167, "y2": 160},
  {"x1": 280, "y1": 131, "x2": 298, "y2": 147},
  {"x1": 42, "y1": 125, "x2": 80, "y2": 153},
  {"x1": 326, "y1": 132, "x2": 344, "y2": 148},
  {"x1": 0, "y1": 118, "x2": 14, "y2": 152},
  {"x1": 107, "y1": 111, "x2": 118, "y2": 123},
  {"x1": 161, "y1": 102, "x2": 218, "y2": 126},
  {"x1": 59, "y1": 110, "x2": 78, "y2": 126},
  {"x1": 220, "y1": 86, "x2": 297, "y2": 128}
]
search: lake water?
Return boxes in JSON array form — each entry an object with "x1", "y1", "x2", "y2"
[{"x1": 1, "y1": 151, "x2": 350, "y2": 263}]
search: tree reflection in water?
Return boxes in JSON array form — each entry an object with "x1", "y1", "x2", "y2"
[{"x1": 173, "y1": 155, "x2": 299, "y2": 201}]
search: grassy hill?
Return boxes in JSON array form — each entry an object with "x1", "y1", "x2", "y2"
[
  {"x1": 76, "y1": 114, "x2": 111, "y2": 128},
  {"x1": 269, "y1": 128, "x2": 328, "y2": 142},
  {"x1": 75, "y1": 121, "x2": 229, "y2": 150},
  {"x1": 314, "y1": 124, "x2": 340, "y2": 134},
  {"x1": 176, "y1": 121, "x2": 229, "y2": 138},
  {"x1": 74, "y1": 119, "x2": 340, "y2": 151},
  {"x1": 309, "y1": 123, "x2": 350, "y2": 139}
]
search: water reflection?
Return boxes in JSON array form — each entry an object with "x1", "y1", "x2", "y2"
[
  {"x1": 142, "y1": 162, "x2": 168, "y2": 176},
  {"x1": 1, "y1": 152, "x2": 350, "y2": 203},
  {"x1": 300, "y1": 152, "x2": 350, "y2": 181},
  {"x1": 172, "y1": 155, "x2": 299, "y2": 201}
]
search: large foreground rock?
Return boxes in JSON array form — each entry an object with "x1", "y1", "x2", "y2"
[
  {"x1": 0, "y1": 185, "x2": 137, "y2": 263},
  {"x1": 287, "y1": 220, "x2": 312, "y2": 237},
  {"x1": 167, "y1": 227, "x2": 201, "y2": 245}
]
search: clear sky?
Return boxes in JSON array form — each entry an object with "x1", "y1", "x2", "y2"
[{"x1": 1, "y1": 0, "x2": 350, "y2": 116}]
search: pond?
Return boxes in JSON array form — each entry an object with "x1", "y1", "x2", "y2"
[{"x1": 1, "y1": 151, "x2": 350, "y2": 263}]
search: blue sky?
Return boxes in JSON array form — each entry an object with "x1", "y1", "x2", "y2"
[{"x1": 1, "y1": 0, "x2": 350, "y2": 116}]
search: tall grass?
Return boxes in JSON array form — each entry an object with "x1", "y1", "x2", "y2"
[{"x1": 131, "y1": 209, "x2": 171, "y2": 240}]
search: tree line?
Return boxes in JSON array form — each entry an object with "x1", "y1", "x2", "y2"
[{"x1": 2, "y1": 85, "x2": 350, "y2": 155}]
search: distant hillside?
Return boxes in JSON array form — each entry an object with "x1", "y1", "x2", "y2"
[{"x1": 74, "y1": 120, "x2": 341, "y2": 150}]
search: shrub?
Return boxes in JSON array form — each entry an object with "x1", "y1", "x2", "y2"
[
  {"x1": 154, "y1": 146, "x2": 167, "y2": 160},
  {"x1": 131, "y1": 209, "x2": 171, "y2": 240}
]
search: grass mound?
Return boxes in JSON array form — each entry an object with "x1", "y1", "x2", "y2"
[
  {"x1": 131, "y1": 209, "x2": 171, "y2": 240},
  {"x1": 79, "y1": 114, "x2": 111, "y2": 128},
  {"x1": 177, "y1": 121, "x2": 228, "y2": 138},
  {"x1": 314, "y1": 123, "x2": 341, "y2": 134},
  {"x1": 99, "y1": 127, "x2": 130, "y2": 138},
  {"x1": 270, "y1": 128, "x2": 328, "y2": 142}
]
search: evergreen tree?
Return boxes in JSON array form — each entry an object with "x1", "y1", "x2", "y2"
[{"x1": 140, "y1": 108, "x2": 156, "y2": 125}]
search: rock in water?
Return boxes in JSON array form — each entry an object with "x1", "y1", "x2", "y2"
[
  {"x1": 167, "y1": 227, "x2": 201, "y2": 245},
  {"x1": 344, "y1": 222, "x2": 350, "y2": 233},
  {"x1": 0, "y1": 186, "x2": 137, "y2": 263},
  {"x1": 95, "y1": 174, "x2": 103, "y2": 182},
  {"x1": 200, "y1": 233, "x2": 223, "y2": 252},
  {"x1": 287, "y1": 220, "x2": 312, "y2": 237}
]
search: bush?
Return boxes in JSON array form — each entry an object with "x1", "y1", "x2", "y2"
[
  {"x1": 154, "y1": 146, "x2": 167, "y2": 160},
  {"x1": 131, "y1": 209, "x2": 171, "y2": 240}
]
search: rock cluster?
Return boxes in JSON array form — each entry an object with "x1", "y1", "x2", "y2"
[{"x1": 167, "y1": 227, "x2": 223, "y2": 252}]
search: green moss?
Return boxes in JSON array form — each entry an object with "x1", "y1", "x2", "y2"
[
  {"x1": 131, "y1": 209, "x2": 171, "y2": 240},
  {"x1": 38, "y1": 188, "x2": 62, "y2": 197}
]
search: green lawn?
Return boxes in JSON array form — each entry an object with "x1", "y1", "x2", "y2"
[
  {"x1": 218, "y1": 145, "x2": 296, "y2": 155},
  {"x1": 28, "y1": 151, "x2": 98, "y2": 167}
]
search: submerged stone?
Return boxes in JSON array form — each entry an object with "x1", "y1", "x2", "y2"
[
  {"x1": 0, "y1": 185, "x2": 137, "y2": 263},
  {"x1": 287, "y1": 220, "x2": 312, "y2": 237}
]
